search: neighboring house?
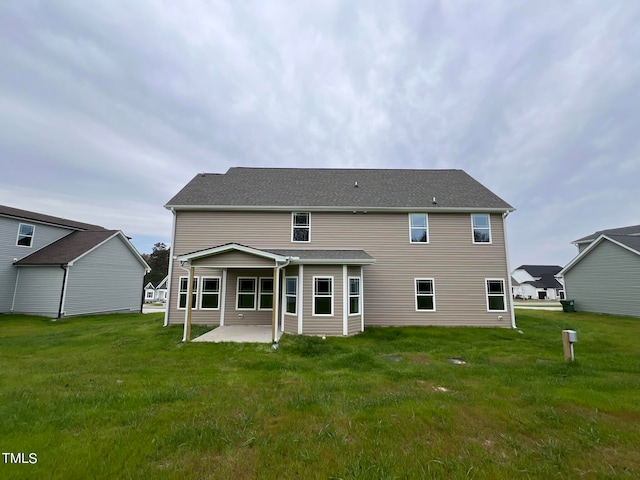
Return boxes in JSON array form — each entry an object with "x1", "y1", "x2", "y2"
[
  {"x1": 1, "y1": 205, "x2": 150, "y2": 318},
  {"x1": 144, "y1": 276, "x2": 168, "y2": 303},
  {"x1": 511, "y1": 265, "x2": 564, "y2": 300},
  {"x1": 559, "y1": 225, "x2": 640, "y2": 317},
  {"x1": 163, "y1": 167, "x2": 516, "y2": 340}
]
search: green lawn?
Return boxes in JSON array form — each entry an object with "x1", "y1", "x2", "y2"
[{"x1": 1, "y1": 311, "x2": 639, "y2": 479}]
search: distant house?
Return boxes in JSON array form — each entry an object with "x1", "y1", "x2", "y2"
[
  {"x1": 144, "y1": 276, "x2": 168, "y2": 303},
  {"x1": 164, "y1": 167, "x2": 516, "y2": 340},
  {"x1": 559, "y1": 225, "x2": 640, "y2": 317},
  {"x1": 1, "y1": 205, "x2": 150, "y2": 318},
  {"x1": 511, "y1": 265, "x2": 564, "y2": 300}
]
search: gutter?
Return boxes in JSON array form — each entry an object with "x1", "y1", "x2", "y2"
[
  {"x1": 178, "y1": 262, "x2": 192, "y2": 342},
  {"x1": 502, "y1": 212, "x2": 517, "y2": 329}
]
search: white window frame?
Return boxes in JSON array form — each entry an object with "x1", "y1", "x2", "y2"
[
  {"x1": 285, "y1": 276, "x2": 297, "y2": 315},
  {"x1": 258, "y1": 277, "x2": 274, "y2": 311},
  {"x1": 291, "y1": 212, "x2": 311, "y2": 243},
  {"x1": 471, "y1": 214, "x2": 492, "y2": 244},
  {"x1": 486, "y1": 278, "x2": 507, "y2": 312},
  {"x1": 313, "y1": 276, "x2": 334, "y2": 316},
  {"x1": 348, "y1": 276, "x2": 361, "y2": 315},
  {"x1": 414, "y1": 278, "x2": 436, "y2": 311},
  {"x1": 16, "y1": 223, "x2": 35, "y2": 248},
  {"x1": 200, "y1": 276, "x2": 221, "y2": 310},
  {"x1": 236, "y1": 277, "x2": 257, "y2": 310},
  {"x1": 408, "y1": 213, "x2": 429, "y2": 244},
  {"x1": 177, "y1": 276, "x2": 199, "y2": 310},
  {"x1": 145, "y1": 290, "x2": 155, "y2": 301}
]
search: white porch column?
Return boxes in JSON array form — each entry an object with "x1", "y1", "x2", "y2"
[
  {"x1": 342, "y1": 265, "x2": 348, "y2": 336},
  {"x1": 360, "y1": 265, "x2": 364, "y2": 332},
  {"x1": 220, "y1": 269, "x2": 227, "y2": 326},
  {"x1": 297, "y1": 264, "x2": 304, "y2": 334},
  {"x1": 182, "y1": 265, "x2": 195, "y2": 342}
]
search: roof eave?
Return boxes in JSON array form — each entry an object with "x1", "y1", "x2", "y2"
[{"x1": 165, "y1": 204, "x2": 515, "y2": 213}]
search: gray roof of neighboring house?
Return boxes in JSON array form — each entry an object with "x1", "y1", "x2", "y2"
[
  {"x1": 14, "y1": 230, "x2": 118, "y2": 265},
  {"x1": 515, "y1": 265, "x2": 563, "y2": 277},
  {"x1": 0, "y1": 204, "x2": 106, "y2": 231},
  {"x1": 573, "y1": 224, "x2": 640, "y2": 243},
  {"x1": 524, "y1": 277, "x2": 563, "y2": 289},
  {"x1": 265, "y1": 249, "x2": 374, "y2": 260},
  {"x1": 165, "y1": 167, "x2": 514, "y2": 210}
]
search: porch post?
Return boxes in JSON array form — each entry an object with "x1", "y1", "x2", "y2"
[{"x1": 183, "y1": 265, "x2": 195, "y2": 342}]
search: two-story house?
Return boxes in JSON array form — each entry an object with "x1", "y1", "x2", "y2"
[
  {"x1": 511, "y1": 265, "x2": 564, "y2": 300},
  {"x1": 0, "y1": 204, "x2": 150, "y2": 318},
  {"x1": 164, "y1": 168, "x2": 516, "y2": 340}
]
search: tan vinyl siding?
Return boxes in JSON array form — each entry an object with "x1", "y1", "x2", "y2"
[
  {"x1": 191, "y1": 250, "x2": 276, "y2": 268},
  {"x1": 167, "y1": 211, "x2": 512, "y2": 328},
  {"x1": 170, "y1": 268, "x2": 223, "y2": 326},
  {"x1": 224, "y1": 269, "x2": 273, "y2": 326},
  {"x1": 564, "y1": 241, "x2": 640, "y2": 317},
  {"x1": 302, "y1": 265, "x2": 343, "y2": 335}
]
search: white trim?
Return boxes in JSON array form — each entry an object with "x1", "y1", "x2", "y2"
[
  {"x1": 408, "y1": 213, "x2": 429, "y2": 244},
  {"x1": 485, "y1": 278, "x2": 507, "y2": 312},
  {"x1": 289, "y1": 258, "x2": 375, "y2": 265},
  {"x1": 199, "y1": 276, "x2": 221, "y2": 310},
  {"x1": 220, "y1": 269, "x2": 227, "y2": 325},
  {"x1": 360, "y1": 266, "x2": 364, "y2": 332},
  {"x1": 502, "y1": 212, "x2": 517, "y2": 328},
  {"x1": 167, "y1": 204, "x2": 515, "y2": 214},
  {"x1": 11, "y1": 268, "x2": 20, "y2": 312},
  {"x1": 414, "y1": 278, "x2": 436, "y2": 311},
  {"x1": 471, "y1": 213, "x2": 492, "y2": 244},
  {"x1": 258, "y1": 277, "x2": 274, "y2": 311},
  {"x1": 291, "y1": 212, "x2": 311, "y2": 243},
  {"x1": 177, "y1": 276, "x2": 199, "y2": 310},
  {"x1": 342, "y1": 266, "x2": 348, "y2": 335},
  {"x1": 348, "y1": 276, "x2": 361, "y2": 316},
  {"x1": 164, "y1": 209, "x2": 177, "y2": 326},
  {"x1": 16, "y1": 223, "x2": 35, "y2": 248},
  {"x1": 297, "y1": 265, "x2": 304, "y2": 334},
  {"x1": 178, "y1": 243, "x2": 289, "y2": 263},
  {"x1": 59, "y1": 265, "x2": 70, "y2": 317},
  {"x1": 284, "y1": 276, "x2": 298, "y2": 317},
  {"x1": 559, "y1": 234, "x2": 640, "y2": 276},
  {"x1": 236, "y1": 277, "x2": 257, "y2": 310},
  {"x1": 312, "y1": 276, "x2": 334, "y2": 316}
]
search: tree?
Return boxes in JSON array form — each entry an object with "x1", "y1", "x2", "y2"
[{"x1": 143, "y1": 242, "x2": 170, "y2": 285}]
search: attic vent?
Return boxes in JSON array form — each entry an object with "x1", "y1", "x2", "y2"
[
  {"x1": 432, "y1": 197, "x2": 437, "y2": 205},
  {"x1": 354, "y1": 181, "x2": 358, "y2": 188}
]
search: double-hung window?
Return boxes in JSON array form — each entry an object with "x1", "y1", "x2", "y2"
[
  {"x1": 285, "y1": 277, "x2": 297, "y2": 314},
  {"x1": 486, "y1": 279, "x2": 506, "y2": 311},
  {"x1": 313, "y1": 277, "x2": 333, "y2": 315},
  {"x1": 16, "y1": 223, "x2": 35, "y2": 247},
  {"x1": 200, "y1": 277, "x2": 220, "y2": 309},
  {"x1": 292, "y1": 212, "x2": 310, "y2": 242},
  {"x1": 409, "y1": 214, "x2": 429, "y2": 243},
  {"x1": 415, "y1": 278, "x2": 435, "y2": 311},
  {"x1": 237, "y1": 278, "x2": 257, "y2": 310},
  {"x1": 259, "y1": 277, "x2": 274, "y2": 310},
  {"x1": 472, "y1": 214, "x2": 491, "y2": 243},
  {"x1": 348, "y1": 277, "x2": 360, "y2": 315},
  {"x1": 178, "y1": 277, "x2": 198, "y2": 310}
]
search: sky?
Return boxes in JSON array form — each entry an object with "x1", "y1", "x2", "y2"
[{"x1": 1, "y1": 0, "x2": 639, "y2": 270}]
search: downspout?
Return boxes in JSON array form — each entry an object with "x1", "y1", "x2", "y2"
[
  {"x1": 178, "y1": 262, "x2": 193, "y2": 342},
  {"x1": 164, "y1": 208, "x2": 177, "y2": 327},
  {"x1": 10, "y1": 267, "x2": 20, "y2": 313},
  {"x1": 502, "y1": 211, "x2": 517, "y2": 329},
  {"x1": 57, "y1": 265, "x2": 69, "y2": 319},
  {"x1": 272, "y1": 257, "x2": 291, "y2": 345}
]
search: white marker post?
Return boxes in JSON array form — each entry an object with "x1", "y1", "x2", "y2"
[{"x1": 562, "y1": 330, "x2": 578, "y2": 362}]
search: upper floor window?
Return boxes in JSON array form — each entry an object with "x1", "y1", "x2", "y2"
[
  {"x1": 292, "y1": 212, "x2": 310, "y2": 242},
  {"x1": 409, "y1": 214, "x2": 429, "y2": 243},
  {"x1": 16, "y1": 223, "x2": 35, "y2": 247},
  {"x1": 472, "y1": 214, "x2": 491, "y2": 243}
]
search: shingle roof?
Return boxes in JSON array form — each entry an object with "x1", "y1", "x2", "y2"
[
  {"x1": 606, "y1": 234, "x2": 640, "y2": 254},
  {"x1": 265, "y1": 249, "x2": 374, "y2": 260},
  {"x1": 573, "y1": 224, "x2": 640, "y2": 243},
  {"x1": 0, "y1": 204, "x2": 106, "y2": 231},
  {"x1": 14, "y1": 230, "x2": 118, "y2": 265},
  {"x1": 523, "y1": 276, "x2": 563, "y2": 289},
  {"x1": 515, "y1": 265, "x2": 563, "y2": 277},
  {"x1": 165, "y1": 167, "x2": 513, "y2": 210}
]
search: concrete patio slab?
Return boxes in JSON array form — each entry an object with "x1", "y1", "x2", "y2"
[{"x1": 192, "y1": 325, "x2": 276, "y2": 343}]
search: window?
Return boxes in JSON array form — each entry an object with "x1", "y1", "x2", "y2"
[
  {"x1": 409, "y1": 214, "x2": 429, "y2": 243},
  {"x1": 285, "y1": 277, "x2": 297, "y2": 314},
  {"x1": 237, "y1": 277, "x2": 257, "y2": 310},
  {"x1": 292, "y1": 212, "x2": 310, "y2": 242},
  {"x1": 348, "y1": 277, "x2": 360, "y2": 315},
  {"x1": 16, "y1": 223, "x2": 35, "y2": 247},
  {"x1": 259, "y1": 277, "x2": 274, "y2": 310},
  {"x1": 415, "y1": 279, "x2": 435, "y2": 311},
  {"x1": 472, "y1": 214, "x2": 491, "y2": 243},
  {"x1": 486, "y1": 279, "x2": 506, "y2": 311},
  {"x1": 200, "y1": 277, "x2": 220, "y2": 309},
  {"x1": 178, "y1": 277, "x2": 198, "y2": 310},
  {"x1": 145, "y1": 290, "x2": 155, "y2": 301},
  {"x1": 313, "y1": 277, "x2": 333, "y2": 316}
]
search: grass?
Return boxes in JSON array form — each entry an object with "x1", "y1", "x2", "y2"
[{"x1": 1, "y1": 311, "x2": 639, "y2": 479}]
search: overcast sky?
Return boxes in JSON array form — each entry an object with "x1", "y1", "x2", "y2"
[{"x1": 1, "y1": 1, "x2": 638, "y2": 269}]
